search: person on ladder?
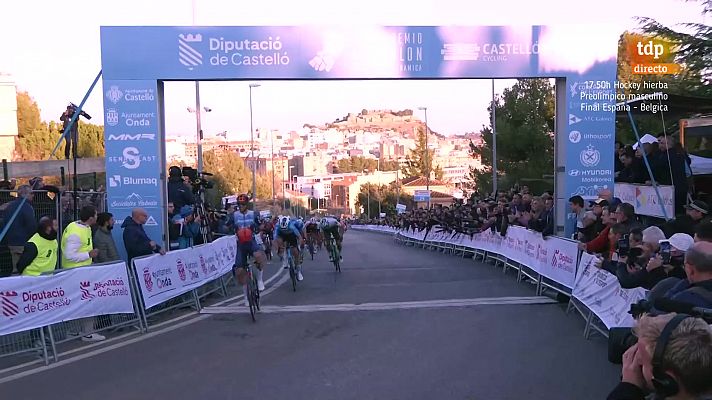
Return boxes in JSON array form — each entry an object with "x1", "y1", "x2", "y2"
[{"x1": 233, "y1": 194, "x2": 267, "y2": 303}]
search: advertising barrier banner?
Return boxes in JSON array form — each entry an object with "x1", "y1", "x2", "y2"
[
  {"x1": 0, "y1": 262, "x2": 134, "y2": 336},
  {"x1": 615, "y1": 183, "x2": 674, "y2": 219},
  {"x1": 132, "y1": 235, "x2": 237, "y2": 309},
  {"x1": 571, "y1": 253, "x2": 647, "y2": 328}
]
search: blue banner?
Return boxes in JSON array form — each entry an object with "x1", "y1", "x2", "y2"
[{"x1": 103, "y1": 79, "x2": 165, "y2": 259}]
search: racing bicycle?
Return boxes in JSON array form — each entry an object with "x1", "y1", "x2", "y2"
[
  {"x1": 327, "y1": 236, "x2": 341, "y2": 273},
  {"x1": 285, "y1": 243, "x2": 298, "y2": 292}
]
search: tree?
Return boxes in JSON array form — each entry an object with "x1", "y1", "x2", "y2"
[
  {"x1": 203, "y1": 150, "x2": 253, "y2": 207},
  {"x1": 401, "y1": 126, "x2": 443, "y2": 180},
  {"x1": 469, "y1": 79, "x2": 555, "y2": 194},
  {"x1": 637, "y1": 1, "x2": 712, "y2": 95},
  {"x1": 15, "y1": 92, "x2": 55, "y2": 160},
  {"x1": 334, "y1": 156, "x2": 400, "y2": 173},
  {"x1": 355, "y1": 181, "x2": 414, "y2": 218}
]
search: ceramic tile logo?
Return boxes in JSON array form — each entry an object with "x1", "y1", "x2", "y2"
[{"x1": 179, "y1": 34, "x2": 204, "y2": 70}]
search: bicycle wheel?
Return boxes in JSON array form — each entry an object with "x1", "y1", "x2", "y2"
[
  {"x1": 247, "y1": 275, "x2": 257, "y2": 322},
  {"x1": 308, "y1": 240, "x2": 315, "y2": 260},
  {"x1": 288, "y1": 255, "x2": 297, "y2": 292},
  {"x1": 252, "y1": 273, "x2": 261, "y2": 311},
  {"x1": 334, "y1": 244, "x2": 341, "y2": 273}
]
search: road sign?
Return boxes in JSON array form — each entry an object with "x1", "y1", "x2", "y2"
[{"x1": 413, "y1": 190, "x2": 431, "y2": 202}]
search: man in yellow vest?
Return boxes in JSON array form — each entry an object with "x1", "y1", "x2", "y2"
[
  {"x1": 18, "y1": 216, "x2": 58, "y2": 276},
  {"x1": 61, "y1": 205, "x2": 99, "y2": 268},
  {"x1": 61, "y1": 205, "x2": 104, "y2": 342}
]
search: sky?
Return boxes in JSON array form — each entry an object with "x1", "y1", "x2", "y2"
[{"x1": 0, "y1": 0, "x2": 707, "y2": 140}]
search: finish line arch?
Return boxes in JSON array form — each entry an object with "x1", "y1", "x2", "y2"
[{"x1": 100, "y1": 25, "x2": 617, "y2": 252}]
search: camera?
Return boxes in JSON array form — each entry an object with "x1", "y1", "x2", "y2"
[
  {"x1": 67, "y1": 103, "x2": 92, "y2": 120},
  {"x1": 617, "y1": 234, "x2": 629, "y2": 257},
  {"x1": 181, "y1": 167, "x2": 214, "y2": 193},
  {"x1": 607, "y1": 299, "x2": 652, "y2": 363},
  {"x1": 660, "y1": 241, "x2": 672, "y2": 264}
]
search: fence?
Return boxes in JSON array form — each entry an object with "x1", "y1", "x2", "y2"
[
  {"x1": 0, "y1": 190, "x2": 108, "y2": 277},
  {"x1": 0, "y1": 235, "x2": 238, "y2": 371},
  {"x1": 353, "y1": 224, "x2": 649, "y2": 339}
]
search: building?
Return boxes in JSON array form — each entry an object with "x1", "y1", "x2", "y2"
[
  {"x1": 400, "y1": 176, "x2": 450, "y2": 196},
  {"x1": 326, "y1": 171, "x2": 399, "y2": 215},
  {"x1": 442, "y1": 166, "x2": 469, "y2": 187},
  {"x1": 0, "y1": 74, "x2": 17, "y2": 161},
  {"x1": 288, "y1": 152, "x2": 331, "y2": 177}
]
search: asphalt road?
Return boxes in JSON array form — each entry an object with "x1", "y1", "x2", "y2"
[{"x1": 1, "y1": 230, "x2": 620, "y2": 400}]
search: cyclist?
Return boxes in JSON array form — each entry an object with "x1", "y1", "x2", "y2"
[
  {"x1": 321, "y1": 216, "x2": 343, "y2": 262},
  {"x1": 233, "y1": 194, "x2": 267, "y2": 300},
  {"x1": 259, "y1": 215, "x2": 274, "y2": 254},
  {"x1": 292, "y1": 216, "x2": 307, "y2": 262},
  {"x1": 273, "y1": 215, "x2": 305, "y2": 281},
  {"x1": 305, "y1": 217, "x2": 321, "y2": 254}
]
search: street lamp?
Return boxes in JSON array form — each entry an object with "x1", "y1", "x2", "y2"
[
  {"x1": 249, "y1": 83, "x2": 260, "y2": 208},
  {"x1": 187, "y1": 106, "x2": 212, "y2": 172},
  {"x1": 418, "y1": 106, "x2": 430, "y2": 208}
]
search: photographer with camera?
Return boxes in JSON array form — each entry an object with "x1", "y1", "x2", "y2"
[
  {"x1": 611, "y1": 233, "x2": 692, "y2": 291},
  {"x1": 60, "y1": 104, "x2": 91, "y2": 160},
  {"x1": 607, "y1": 313, "x2": 712, "y2": 400},
  {"x1": 167, "y1": 166, "x2": 195, "y2": 210}
]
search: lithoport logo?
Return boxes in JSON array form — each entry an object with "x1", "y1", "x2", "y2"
[
  {"x1": 179, "y1": 34, "x2": 203, "y2": 70},
  {"x1": 80, "y1": 281, "x2": 95, "y2": 300},
  {"x1": 1, "y1": 291, "x2": 19, "y2": 317}
]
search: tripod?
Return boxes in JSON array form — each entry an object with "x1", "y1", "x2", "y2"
[{"x1": 192, "y1": 189, "x2": 213, "y2": 244}]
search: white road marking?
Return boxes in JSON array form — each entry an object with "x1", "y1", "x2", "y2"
[{"x1": 201, "y1": 296, "x2": 556, "y2": 314}]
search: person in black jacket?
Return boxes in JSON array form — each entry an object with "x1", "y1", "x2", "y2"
[
  {"x1": 2, "y1": 185, "x2": 37, "y2": 274},
  {"x1": 167, "y1": 166, "x2": 195, "y2": 210},
  {"x1": 663, "y1": 200, "x2": 709, "y2": 238},
  {"x1": 658, "y1": 134, "x2": 691, "y2": 215},
  {"x1": 121, "y1": 208, "x2": 165, "y2": 264}
]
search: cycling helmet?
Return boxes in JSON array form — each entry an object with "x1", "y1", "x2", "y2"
[
  {"x1": 279, "y1": 216, "x2": 290, "y2": 229},
  {"x1": 236, "y1": 193, "x2": 250, "y2": 205}
]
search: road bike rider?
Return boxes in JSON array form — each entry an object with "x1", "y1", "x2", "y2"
[
  {"x1": 273, "y1": 215, "x2": 306, "y2": 281},
  {"x1": 321, "y1": 216, "x2": 343, "y2": 262},
  {"x1": 233, "y1": 194, "x2": 268, "y2": 299},
  {"x1": 305, "y1": 217, "x2": 322, "y2": 252},
  {"x1": 259, "y1": 215, "x2": 274, "y2": 253}
]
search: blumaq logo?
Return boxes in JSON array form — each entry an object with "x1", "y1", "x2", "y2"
[{"x1": 143, "y1": 267, "x2": 153, "y2": 292}]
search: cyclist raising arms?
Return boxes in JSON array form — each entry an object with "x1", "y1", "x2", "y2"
[
  {"x1": 320, "y1": 216, "x2": 343, "y2": 262},
  {"x1": 273, "y1": 215, "x2": 306, "y2": 281},
  {"x1": 233, "y1": 194, "x2": 267, "y2": 298}
]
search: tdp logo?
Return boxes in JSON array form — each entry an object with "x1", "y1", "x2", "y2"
[{"x1": 637, "y1": 41, "x2": 664, "y2": 60}]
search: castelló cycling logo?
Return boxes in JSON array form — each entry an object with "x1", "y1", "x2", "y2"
[
  {"x1": 106, "y1": 86, "x2": 123, "y2": 104},
  {"x1": 1, "y1": 291, "x2": 19, "y2": 317},
  {"x1": 179, "y1": 34, "x2": 203, "y2": 70}
]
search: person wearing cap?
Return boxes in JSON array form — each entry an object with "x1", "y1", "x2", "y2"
[
  {"x1": 663, "y1": 200, "x2": 710, "y2": 238},
  {"x1": 633, "y1": 134, "x2": 667, "y2": 186},
  {"x1": 172, "y1": 205, "x2": 201, "y2": 249}
]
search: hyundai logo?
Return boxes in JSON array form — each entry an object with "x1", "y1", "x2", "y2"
[{"x1": 568, "y1": 169, "x2": 581, "y2": 177}]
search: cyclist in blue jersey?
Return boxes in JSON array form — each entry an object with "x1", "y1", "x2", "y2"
[
  {"x1": 233, "y1": 194, "x2": 267, "y2": 299},
  {"x1": 273, "y1": 215, "x2": 305, "y2": 281}
]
